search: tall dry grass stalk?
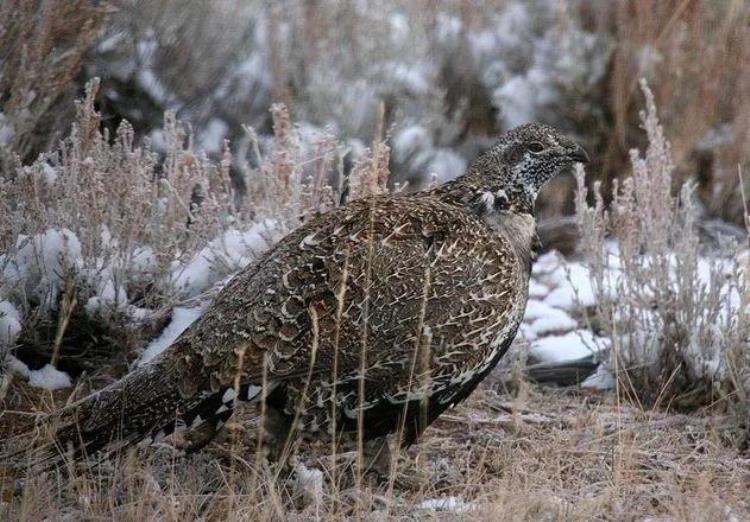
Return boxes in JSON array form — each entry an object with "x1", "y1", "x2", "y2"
[
  {"x1": 4, "y1": 387, "x2": 749, "y2": 520},
  {"x1": 3, "y1": 1, "x2": 749, "y2": 225},
  {"x1": 0, "y1": 78, "x2": 372, "y2": 380},
  {"x1": 0, "y1": 0, "x2": 111, "y2": 172},
  {"x1": 603, "y1": 0, "x2": 750, "y2": 224},
  {"x1": 576, "y1": 80, "x2": 749, "y2": 423}
]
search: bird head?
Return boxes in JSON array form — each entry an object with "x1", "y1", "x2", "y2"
[{"x1": 469, "y1": 123, "x2": 589, "y2": 203}]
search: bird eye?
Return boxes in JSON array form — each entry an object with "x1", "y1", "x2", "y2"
[{"x1": 528, "y1": 142, "x2": 544, "y2": 153}]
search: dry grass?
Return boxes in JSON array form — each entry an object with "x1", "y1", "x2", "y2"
[
  {"x1": 575, "y1": 81, "x2": 749, "y2": 423},
  {"x1": 3, "y1": 1, "x2": 749, "y2": 224},
  {"x1": 0, "y1": 79, "x2": 361, "y2": 380},
  {"x1": 602, "y1": 0, "x2": 750, "y2": 225},
  {"x1": 0, "y1": 0, "x2": 111, "y2": 172},
  {"x1": 2, "y1": 4, "x2": 749, "y2": 519},
  {"x1": 2, "y1": 376, "x2": 749, "y2": 520}
]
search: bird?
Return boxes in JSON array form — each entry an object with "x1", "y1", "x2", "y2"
[{"x1": 17, "y1": 123, "x2": 588, "y2": 473}]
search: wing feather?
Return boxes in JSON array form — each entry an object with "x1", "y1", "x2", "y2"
[{"x1": 170, "y1": 195, "x2": 522, "y2": 411}]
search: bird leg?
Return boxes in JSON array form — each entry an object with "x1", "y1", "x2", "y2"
[
  {"x1": 361, "y1": 436, "x2": 433, "y2": 490},
  {"x1": 262, "y1": 405, "x2": 294, "y2": 464},
  {"x1": 362, "y1": 436, "x2": 392, "y2": 478}
]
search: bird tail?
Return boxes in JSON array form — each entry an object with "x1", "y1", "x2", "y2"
[{"x1": 4, "y1": 358, "x2": 243, "y2": 470}]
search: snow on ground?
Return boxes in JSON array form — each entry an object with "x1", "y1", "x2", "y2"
[
  {"x1": 293, "y1": 462, "x2": 324, "y2": 507},
  {"x1": 84, "y1": 280, "x2": 129, "y2": 317},
  {"x1": 0, "y1": 112, "x2": 13, "y2": 146},
  {"x1": 581, "y1": 362, "x2": 617, "y2": 390},
  {"x1": 0, "y1": 300, "x2": 22, "y2": 347},
  {"x1": 529, "y1": 329, "x2": 609, "y2": 364},
  {"x1": 2, "y1": 228, "x2": 83, "y2": 310},
  {"x1": 519, "y1": 240, "x2": 745, "y2": 389},
  {"x1": 523, "y1": 299, "x2": 557, "y2": 321},
  {"x1": 417, "y1": 496, "x2": 473, "y2": 513},
  {"x1": 520, "y1": 250, "x2": 612, "y2": 385},
  {"x1": 528, "y1": 279, "x2": 549, "y2": 299},
  {"x1": 138, "y1": 306, "x2": 206, "y2": 365},
  {"x1": 171, "y1": 220, "x2": 278, "y2": 298},
  {"x1": 0, "y1": 220, "x2": 282, "y2": 385},
  {"x1": 529, "y1": 309, "x2": 579, "y2": 337},
  {"x1": 523, "y1": 299, "x2": 578, "y2": 336},
  {"x1": 4, "y1": 356, "x2": 72, "y2": 390},
  {"x1": 198, "y1": 118, "x2": 229, "y2": 154},
  {"x1": 539, "y1": 259, "x2": 596, "y2": 311},
  {"x1": 42, "y1": 163, "x2": 58, "y2": 184},
  {"x1": 27, "y1": 363, "x2": 73, "y2": 390}
]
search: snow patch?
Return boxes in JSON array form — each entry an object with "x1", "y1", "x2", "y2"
[
  {"x1": 199, "y1": 118, "x2": 229, "y2": 153},
  {"x1": 418, "y1": 496, "x2": 472, "y2": 512},
  {"x1": 425, "y1": 148, "x2": 467, "y2": 183},
  {"x1": 523, "y1": 299, "x2": 559, "y2": 321},
  {"x1": 519, "y1": 323, "x2": 538, "y2": 341},
  {"x1": 393, "y1": 125, "x2": 431, "y2": 162},
  {"x1": 581, "y1": 363, "x2": 615, "y2": 390},
  {"x1": 138, "y1": 306, "x2": 206, "y2": 365},
  {"x1": 0, "y1": 112, "x2": 13, "y2": 146},
  {"x1": 171, "y1": 220, "x2": 278, "y2": 298},
  {"x1": 27, "y1": 364, "x2": 72, "y2": 390},
  {"x1": 532, "y1": 251, "x2": 561, "y2": 276},
  {"x1": 528, "y1": 279, "x2": 549, "y2": 299},
  {"x1": 543, "y1": 262, "x2": 596, "y2": 311},
  {"x1": 130, "y1": 246, "x2": 158, "y2": 274},
  {"x1": 0, "y1": 300, "x2": 22, "y2": 347},
  {"x1": 84, "y1": 280, "x2": 128, "y2": 316},
  {"x1": 293, "y1": 462, "x2": 324, "y2": 506},
  {"x1": 5, "y1": 354, "x2": 29, "y2": 376},
  {"x1": 3, "y1": 229, "x2": 83, "y2": 310},
  {"x1": 42, "y1": 163, "x2": 58, "y2": 184},
  {"x1": 529, "y1": 308, "x2": 578, "y2": 336},
  {"x1": 530, "y1": 329, "x2": 609, "y2": 365}
]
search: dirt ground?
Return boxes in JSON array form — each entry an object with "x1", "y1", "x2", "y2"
[{"x1": 1, "y1": 372, "x2": 749, "y2": 521}]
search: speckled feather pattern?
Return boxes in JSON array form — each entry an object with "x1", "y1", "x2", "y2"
[
  {"x1": 37, "y1": 123, "x2": 587, "y2": 460},
  {"x1": 171, "y1": 194, "x2": 528, "y2": 439}
]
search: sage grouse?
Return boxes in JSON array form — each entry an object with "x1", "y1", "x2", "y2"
[{"x1": 28, "y1": 124, "x2": 588, "y2": 469}]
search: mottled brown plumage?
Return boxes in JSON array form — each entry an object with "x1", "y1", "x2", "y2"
[{"x1": 26, "y1": 123, "x2": 588, "y2": 468}]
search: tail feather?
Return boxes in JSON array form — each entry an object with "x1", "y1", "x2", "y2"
[
  {"x1": 24, "y1": 361, "x2": 189, "y2": 467},
  {"x1": 5, "y1": 363, "x2": 270, "y2": 470},
  {"x1": 172, "y1": 382, "x2": 270, "y2": 453}
]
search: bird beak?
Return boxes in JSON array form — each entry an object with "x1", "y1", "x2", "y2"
[{"x1": 568, "y1": 144, "x2": 589, "y2": 164}]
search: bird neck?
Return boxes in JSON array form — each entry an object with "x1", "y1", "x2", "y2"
[
  {"x1": 429, "y1": 169, "x2": 537, "y2": 217},
  {"x1": 429, "y1": 172, "x2": 540, "y2": 271}
]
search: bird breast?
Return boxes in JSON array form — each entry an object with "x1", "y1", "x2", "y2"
[{"x1": 479, "y1": 208, "x2": 537, "y2": 274}]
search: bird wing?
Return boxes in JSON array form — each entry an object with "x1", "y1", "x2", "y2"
[{"x1": 170, "y1": 194, "x2": 523, "y2": 405}]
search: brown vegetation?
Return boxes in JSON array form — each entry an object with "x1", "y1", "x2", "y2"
[
  {"x1": 2, "y1": 377, "x2": 749, "y2": 520},
  {"x1": 1, "y1": 2, "x2": 749, "y2": 520}
]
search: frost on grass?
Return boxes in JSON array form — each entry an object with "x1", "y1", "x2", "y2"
[
  {"x1": 0, "y1": 79, "x2": 388, "y2": 387},
  {"x1": 574, "y1": 80, "x2": 750, "y2": 413}
]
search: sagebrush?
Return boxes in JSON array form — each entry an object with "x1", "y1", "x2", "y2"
[{"x1": 575, "y1": 81, "x2": 749, "y2": 428}]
